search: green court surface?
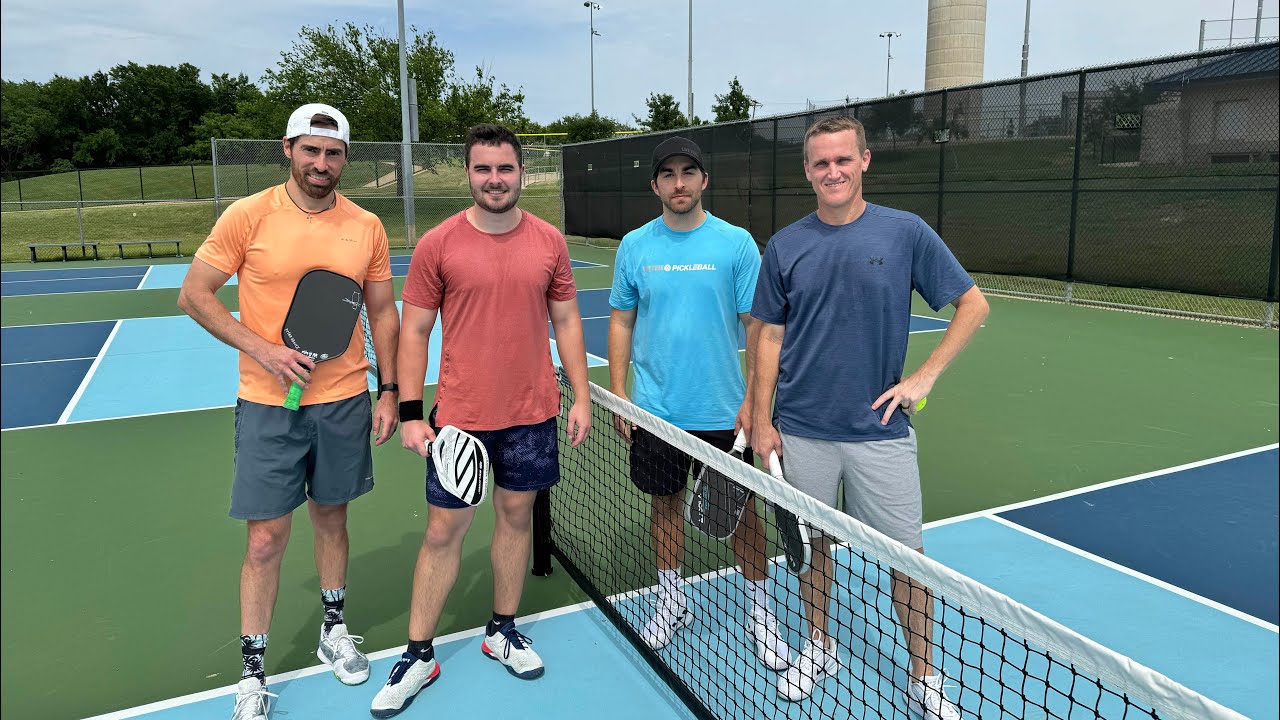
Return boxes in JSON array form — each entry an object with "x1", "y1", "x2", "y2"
[{"x1": 1, "y1": 243, "x2": 1277, "y2": 719}]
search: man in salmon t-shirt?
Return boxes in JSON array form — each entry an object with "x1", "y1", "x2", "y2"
[
  {"x1": 178, "y1": 104, "x2": 401, "y2": 720},
  {"x1": 370, "y1": 124, "x2": 591, "y2": 717}
]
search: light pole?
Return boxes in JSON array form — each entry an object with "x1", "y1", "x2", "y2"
[
  {"x1": 1018, "y1": 0, "x2": 1031, "y2": 134},
  {"x1": 879, "y1": 32, "x2": 901, "y2": 97},
  {"x1": 396, "y1": 0, "x2": 415, "y2": 245},
  {"x1": 687, "y1": 0, "x2": 694, "y2": 124},
  {"x1": 584, "y1": 2, "x2": 600, "y2": 115}
]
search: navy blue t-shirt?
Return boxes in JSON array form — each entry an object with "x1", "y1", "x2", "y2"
[{"x1": 750, "y1": 204, "x2": 974, "y2": 442}]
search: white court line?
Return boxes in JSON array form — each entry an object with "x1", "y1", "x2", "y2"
[
  {"x1": 0, "y1": 265, "x2": 150, "y2": 275},
  {"x1": 988, "y1": 515, "x2": 1279, "y2": 633},
  {"x1": 138, "y1": 264, "x2": 154, "y2": 289},
  {"x1": 1, "y1": 273, "x2": 148, "y2": 285},
  {"x1": 83, "y1": 600, "x2": 598, "y2": 720},
  {"x1": 56, "y1": 321, "x2": 120, "y2": 425},
  {"x1": 1, "y1": 356, "x2": 97, "y2": 367},
  {"x1": 1, "y1": 317, "x2": 131, "y2": 329},
  {"x1": 925, "y1": 443, "x2": 1280, "y2": 529}
]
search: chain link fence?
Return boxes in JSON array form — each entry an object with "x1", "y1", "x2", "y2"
[
  {"x1": 564, "y1": 43, "x2": 1280, "y2": 327},
  {"x1": 2, "y1": 140, "x2": 562, "y2": 262}
]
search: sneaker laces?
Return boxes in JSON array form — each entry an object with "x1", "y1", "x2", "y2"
[
  {"x1": 915, "y1": 675, "x2": 960, "y2": 713},
  {"x1": 386, "y1": 654, "x2": 417, "y2": 685},
  {"x1": 234, "y1": 685, "x2": 277, "y2": 713},
  {"x1": 495, "y1": 623, "x2": 534, "y2": 657},
  {"x1": 332, "y1": 631, "x2": 365, "y2": 658}
]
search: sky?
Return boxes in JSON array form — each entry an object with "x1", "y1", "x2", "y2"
[{"x1": 2, "y1": 0, "x2": 1276, "y2": 127}]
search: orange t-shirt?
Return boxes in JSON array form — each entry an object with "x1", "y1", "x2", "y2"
[
  {"x1": 196, "y1": 185, "x2": 392, "y2": 406},
  {"x1": 402, "y1": 210, "x2": 577, "y2": 431}
]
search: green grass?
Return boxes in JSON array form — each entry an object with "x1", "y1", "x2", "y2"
[{"x1": 0, "y1": 191, "x2": 565, "y2": 262}]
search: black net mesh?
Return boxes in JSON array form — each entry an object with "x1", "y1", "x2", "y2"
[{"x1": 533, "y1": 372, "x2": 1240, "y2": 720}]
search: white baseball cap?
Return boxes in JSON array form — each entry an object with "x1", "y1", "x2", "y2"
[{"x1": 285, "y1": 103, "x2": 350, "y2": 146}]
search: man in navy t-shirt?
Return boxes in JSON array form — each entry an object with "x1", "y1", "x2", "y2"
[
  {"x1": 609, "y1": 136, "x2": 790, "y2": 669},
  {"x1": 751, "y1": 116, "x2": 989, "y2": 716}
]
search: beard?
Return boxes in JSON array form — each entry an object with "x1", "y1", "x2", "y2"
[
  {"x1": 471, "y1": 182, "x2": 521, "y2": 214},
  {"x1": 291, "y1": 163, "x2": 339, "y2": 199},
  {"x1": 661, "y1": 193, "x2": 699, "y2": 215}
]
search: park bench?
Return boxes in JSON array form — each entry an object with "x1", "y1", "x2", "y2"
[
  {"x1": 113, "y1": 240, "x2": 183, "y2": 259},
  {"x1": 26, "y1": 243, "x2": 100, "y2": 262}
]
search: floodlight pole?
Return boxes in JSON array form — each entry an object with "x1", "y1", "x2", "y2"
[
  {"x1": 687, "y1": 0, "x2": 694, "y2": 124},
  {"x1": 879, "y1": 32, "x2": 900, "y2": 97},
  {"x1": 585, "y1": 2, "x2": 600, "y2": 115},
  {"x1": 1018, "y1": 0, "x2": 1031, "y2": 133},
  {"x1": 397, "y1": 0, "x2": 415, "y2": 245}
]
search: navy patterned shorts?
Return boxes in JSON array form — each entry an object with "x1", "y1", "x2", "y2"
[{"x1": 425, "y1": 407, "x2": 560, "y2": 509}]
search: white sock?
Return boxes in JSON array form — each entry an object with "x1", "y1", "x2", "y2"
[
  {"x1": 747, "y1": 578, "x2": 770, "y2": 617},
  {"x1": 658, "y1": 568, "x2": 684, "y2": 606}
]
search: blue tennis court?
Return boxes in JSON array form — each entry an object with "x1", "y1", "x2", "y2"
[
  {"x1": 86, "y1": 446, "x2": 1277, "y2": 720},
  {"x1": 0, "y1": 256, "x2": 606, "y2": 297},
  {"x1": 0, "y1": 292, "x2": 947, "y2": 431}
]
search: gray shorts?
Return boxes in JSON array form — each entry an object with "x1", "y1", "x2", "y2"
[
  {"x1": 779, "y1": 429, "x2": 923, "y2": 549},
  {"x1": 230, "y1": 393, "x2": 374, "y2": 520}
]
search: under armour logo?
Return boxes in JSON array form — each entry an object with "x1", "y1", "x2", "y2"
[{"x1": 869, "y1": 257, "x2": 885, "y2": 265}]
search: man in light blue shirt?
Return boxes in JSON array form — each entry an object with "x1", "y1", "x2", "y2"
[{"x1": 609, "y1": 136, "x2": 790, "y2": 669}]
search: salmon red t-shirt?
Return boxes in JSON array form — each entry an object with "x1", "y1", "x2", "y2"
[
  {"x1": 195, "y1": 185, "x2": 392, "y2": 406},
  {"x1": 402, "y1": 210, "x2": 577, "y2": 430}
]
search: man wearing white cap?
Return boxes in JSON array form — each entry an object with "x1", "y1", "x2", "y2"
[{"x1": 179, "y1": 103, "x2": 401, "y2": 720}]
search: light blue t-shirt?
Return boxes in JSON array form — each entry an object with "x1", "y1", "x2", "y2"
[
  {"x1": 610, "y1": 212, "x2": 761, "y2": 429},
  {"x1": 751, "y1": 205, "x2": 974, "y2": 442}
]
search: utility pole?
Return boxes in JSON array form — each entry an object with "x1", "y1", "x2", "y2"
[
  {"x1": 687, "y1": 0, "x2": 695, "y2": 124},
  {"x1": 584, "y1": 3, "x2": 601, "y2": 115}
]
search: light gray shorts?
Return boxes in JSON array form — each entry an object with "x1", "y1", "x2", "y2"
[{"x1": 779, "y1": 428, "x2": 923, "y2": 549}]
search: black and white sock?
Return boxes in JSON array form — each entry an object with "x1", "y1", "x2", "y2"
[
  {"x1": 407, "y1": 638, "x2": 434, "y2": 663},
  {"x1": 486, "y1": 612, "x2": 516, "y2": 636},
  {"x1": 240, "y1": 634, "x2": 268, "y2": 682},
  {"x1": 321, "y1": 586, "x2": 345, "y2": 633}
]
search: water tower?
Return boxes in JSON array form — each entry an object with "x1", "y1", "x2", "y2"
[{"x1": 924, "y1": 0, "x2": 987, "y2": 91}]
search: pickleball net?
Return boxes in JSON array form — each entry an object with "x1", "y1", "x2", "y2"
[{"x1": 532, "y1": 370, "x2": 1242, "y2": 720}]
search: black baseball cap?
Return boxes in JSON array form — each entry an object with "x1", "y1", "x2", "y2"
[{"x1": 651, "y1": 136, "x2": 705, "y2": 179}]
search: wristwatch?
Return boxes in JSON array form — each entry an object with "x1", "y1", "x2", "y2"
[{"x1": 377, "y1": 383, "x2": 399, "y2": 399}]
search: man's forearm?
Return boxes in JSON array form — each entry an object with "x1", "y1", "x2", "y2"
[
  {"x1": 753, "y1": 328, "x2": 783, "y2": 422},
  {"x1": 370, "y1": 305, "x2": 400, "y2": 384},
  {"x1": 743, "y1": 318, "x2": 760, "y2": 400},
  {"x1": 397, "y1": 330, "x2": 430, "y2": 402},
  {"x1": 608, "y1": 320, "x2": 633, "y2": 396},
  {"x1": 181, "y1": 290, "x2": 268, "y2": 359},
  {"x1": 551, "y1": 318, "x2": 591, "y2": 401},
  {"x1": 914, "y1": 291, "x2": 988, "y2": 382}
]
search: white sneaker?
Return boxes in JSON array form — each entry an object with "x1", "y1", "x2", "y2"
[
  {"x1": 748, "y1": 609, "x2": 792, "y2": 671},
  {"x1": 907, "y1": 674, "x2": 962, "y2": 720},
  {"x1": 777, "y1": 631, "x2": 841, "y2": 702},
  {"x1": 317, "y1": 623, "x2": 369, "y2": 685},
  {"x1": 370, "y1": 653, "x2": 440, "y2": 719},
  {"x1": 231, "y1": 677, "x2": 276, "y2": 720},
  {"x1": 481, "y1": 621, "x2": 545, "y2": 679},
  {"x1": 641, "y1": 599, "x2": 694, "y2": 650}
]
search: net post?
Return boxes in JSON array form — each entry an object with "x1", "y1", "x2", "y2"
[
  {"x1": 530, "y1": 488, "x2": 553, "y2": 576},
  {"x1": 1067, "y1": 69, "x2": 1087, "y2": 283}
]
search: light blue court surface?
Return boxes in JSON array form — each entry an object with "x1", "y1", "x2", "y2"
[
  {"x1": 0, "y1": 256, "x2": 606, "y2": 296},
  {"x1": 96, "y1": 447, "x2": 1277, "y2": 720},
  {"x1": 0, "y1": 291, "x2": 948, "y2": 430}
]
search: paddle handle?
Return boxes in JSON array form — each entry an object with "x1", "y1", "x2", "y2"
[{"x1": 283, "y1": 381, "x2": 304, "y2": 411}]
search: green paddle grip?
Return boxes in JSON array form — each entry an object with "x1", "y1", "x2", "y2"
[{"x1": 283, "y1": 381, "x2": 304, "y2": 411}]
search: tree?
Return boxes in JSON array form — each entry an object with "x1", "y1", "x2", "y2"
[
  {"x1": 634, "y1": 93, "x2": 689, "y2": 132},
  {"x1": 109, "y1": 62, "x2": 213, "y2": 164},
  {"x1": 442, "y1": 66, "x2": 533, "y2": 140},
  {"x1": 860, "y1": 91, "x2": 918, "y2": 151},
  {"x1": 546, "y1": 112, "x2": 628, "y2": 143},
  {"x1": 712, "y1": 77, "x2": 753, "y2": 122}
]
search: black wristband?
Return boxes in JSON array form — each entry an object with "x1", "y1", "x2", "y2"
[
  {"x1": 398, "y1": 400, "x2": 424, "y2": 422},
  {"x1": 377, "y1": 382, "x2": 399, "y2": 399}
]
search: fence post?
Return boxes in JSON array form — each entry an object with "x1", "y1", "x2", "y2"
[
  {"x1": 191, "y1": 164, "x2": 198, "y2": 198},
  {"x1": 771, "y1": 118, "x2": 779, "y2": 237},
  {"x1": 77, "y1": 201, "x2": 86, "y2": 249},
  {"x1": 139, "y1": 166, "x2": 145, "y2": 200},
  {"x1": 1265, "y1": 187, "x2": 1279, "y2": 326},
  {"x1": 244, "y1": 163, "x2": 250, "y2": 197},
  {"x1": 936, "y1": 91, "x2": 948, "y2": 234},
  {"x1": 211, "y1": 138, "x2": 222, "y2": 220},
  {"x1": 77, "y1": 169, "x2": 84, "y2": 202},
  {"x1": 1066, "y1": 70, "x2": 1087, "y2": 286},
  {"x1": 17, "y1": 175, "x2": 23, "y2": 211}
]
